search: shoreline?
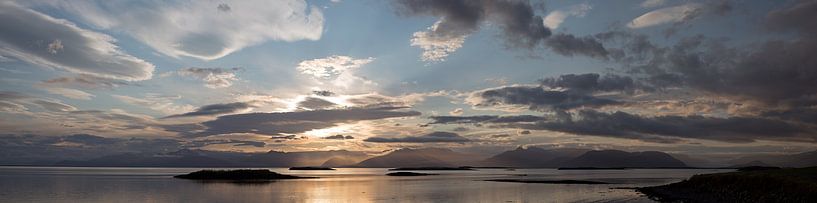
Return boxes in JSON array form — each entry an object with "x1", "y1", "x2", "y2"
[{"x1": 637, "y1": 167, "x2": 817, "y2": 202}]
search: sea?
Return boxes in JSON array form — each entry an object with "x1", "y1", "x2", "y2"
[{"x1": 0, "y1": 167, "x2": 730, "y2": 202}]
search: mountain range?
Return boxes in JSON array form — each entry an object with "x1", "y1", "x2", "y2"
[{"x1": 51, "y1": 146, "x2": 711, "y2": 168}]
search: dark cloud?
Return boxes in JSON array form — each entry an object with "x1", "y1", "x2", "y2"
[
  {"x1": 312, "y1": 90, "x2": 335, "y2": 97},
  {"x1": 0, "y1": 3, "x2": 154, "y2": 81},
  {"x1": 323, "y1": 135, "x2": 355, "y2": 140},
  {"x1": 297, "y1": 97, "x2": 337, "y2": 110},
  {"x1": 490, "y1": 133, "x2": 512, "y2": 138},
  {"x1": 216, "y1": 3, "x2": 231, "y2": 12},
  {"x1": 506, "y1": 110, "x2": 816, "y2": 143},
  {"x1": 430, "y1": 114, "x2": 545, "y2": 124},
  {"x1": 396, "y1": 0, "x2": 550, "y2": 49},
  {"x1": 765, "y1": 0, "x2": 817, "y2": 34},
  {"x1": 42, "y1": 74, "x2": 130, "y2": 89},
  {"x1": 395, "y1": 0, "x2": 609, "y2": 59},
  {"x1": 270, "y1": 135, "x2": 299, "y2": 140},
  {"x1": 545, "y1": 34, "x2": 608, "y2": 59},
  {"x1": 452, "y1": 127, "x2": 469, "y2": 132},
  {"x1": 595, "y1": 0, "x2": 817, "y2": 107},
  {"x1": 539, "y1": 73, "x2": 637, "y2": 93},
  {"x1": 364, "y1": 131, "x2": 470, "y2": 143},
  {"x1": 188, "y1": 139, "x2": 265, "y2": 148},
  {"x1": 472, "y1": 86, "x2": 619, "y2": 111},
  {"x1": 198, "y1": 107, "x2": 421, "y2": 137},
  {"x1": 164, "y1": 102, "x2": 254, "y2": 118}
]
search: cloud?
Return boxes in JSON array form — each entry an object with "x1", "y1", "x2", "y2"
[
  {"x1": 297, "y1": 55, "x2": 375, "y2": 89},
  {"x1": 430, "y1": 115, "x2": 546, "y2": 124},
  {"x1": 312, "y1": 90, "x2": 335, "y2": 97},
  {"x1": 542, "y1": 3, "x2": 592, "y2": 29},
  {"x1": 539, "y1": 73, "x2": 637, "y2": 93},
  {"x1": 410, "y1": 21, "x2": 468, "y2": 62},
  {"x1": 42, "y1": 74, "x2": 129, "y2": 89},
  {"x1": 640, "y1": 0, "x2": 666, "y2": 8},
  {"x1": 396, "y1": 0, "x2": 551, "y2": 60},
  {"x1": 506, "y1": 110, "x2": 816, "y2": 144},
  {"x1": 39, "y1": 0, "x2": 324, "y2": 60},
  {"x1": 764, "y1": 0, "x2": 817, "y2": 35},
  {"x1": 113, "y1": 94, "x2": 194, "y2": 115},
  {"x1": 198, "y1": 107, "x2": 421, "y2": 137},
  {"x1": 364, "y1": 131, "x2": 470, "y2": 143},
  {"x1": 627, "y1": 3, "x2": 704, "y2": 29},
  {"x1": 545, "y1": 34, "x2": 608, "y2": 59},
  {"x1": 323, "y1": 135, "x2": 354, "y2": 140},
  {"x1": 0, "y1": 2, "x2": 154, "y2": 81},
  {"x1": 449, "y1": 108, "x2": 464, "y2": 116},
  {"x1": 31, "y1": 100, "x2": 77, "y2": 112},
  {"x1": 466, "y1": 85, "x2": 619, "y2": 111},
  {"x1": 188, "y1": 139, "x2": 266, "y2": 148},
  {"x1": 169, "y1": 67, "x2": 241, "y2": 88},
  {"x1": 164, "y1": 102, "x2": 256, "y2": 118},
  {"x1": 297, "y1": 97, "x2": 337, "y2": 110},
  {"x1": 607, "y1": 15, "x2": 817, "y2": 106},
  {"x1": 0, "y1": 91, "x2": 77, "y2": 112},
  {"x1": 39, "y1": 87, "x2": 94, "y2": 100}
]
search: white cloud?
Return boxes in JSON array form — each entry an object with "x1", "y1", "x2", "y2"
[
  {"x1": 449, "y1": 108, "x2": 464, "y2": 116},
  {"x1": 40, "y1": 87, "x2": 94, "y2": 100},
  {"x1": 640, "y1": 0, "x2": 667, "y2": 8},
  {"x1": 113, "y1": 94, "x2": 194, "y2": 115},
  {"x1": 297, "y1": 55, "x2": 375, "y2": 89},
  {"x1": 39, "y1": 0, "x2": 324, "y2": 60},
  {"x1": 628, "y1": 3, "x2": 703, "y2": 29},
  {"x1": 410, "y1": 21, "x2": 467, "y2": 62},
  {"x1": 543, "y1": 3, "x2": 593, "y2": 29},
  {"x1": 46, "y1": 39, "x2": 63, "y2": 54},
  {"x1": 169, "y1": 67, "x2": 241, "y2": 88},
  {"x1": 0, "y1": 2, "x2": 154, "y2": 81}
]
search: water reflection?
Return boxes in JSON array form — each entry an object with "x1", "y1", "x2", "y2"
[{"x1": 0, "y1": 167, "x2": 729, "y2": 202}]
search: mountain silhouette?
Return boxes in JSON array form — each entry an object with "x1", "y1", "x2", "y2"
[
  {"x1": 480, "y1": 146, "x2": 587, "y2": 168},
  {"x1": 354, "y1": 148, "x2": 481, "y2": 168},
  {"x1": 563, "y1": 150, "x2": 687, "y2": 168}
]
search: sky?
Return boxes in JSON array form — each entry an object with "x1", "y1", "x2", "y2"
[{"x1": 2, "y1": 0, "x2": 817, "y2": 157}]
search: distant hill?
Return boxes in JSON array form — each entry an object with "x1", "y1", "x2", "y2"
[
  {"x1": 727, "y1": 161, "x2": 774, "y2": 168},
  {"x1": 57, "y1": 149, "x2": 371, "y2": 167},
  {"x1": 480, "y1": 146, "x2": 587, "y2": 168},
  {"x1": 354, "y1": 148, "x2": 481, "y2": 168},
  {"x1": 729, "y1": 150, "x2": 817, "y2": 168},
  {"x1": 321, "y1": 157, "x2": 359, "y2": 167},
  {"x1": 243, "y1": 150, "x2": 370, "y2": 167},
  {"x1": 562, "y1": 150, "x2": 687, "y2": 168},
  {"x1": 56, "y1": 152, "x2": 236, "y2": 167}
]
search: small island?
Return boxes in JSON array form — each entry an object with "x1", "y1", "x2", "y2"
[
  {"x1": 484, "y1": 179, "x2": 611, "y2": 184},
  {"x1": 637, "y1": 167, "x2": 817, "y2": 202},
  {"x1": 386, "y1": 172, "x2": 438, "y2": 176},
  {"x1": 289, "y1": 167, "x2": 336, "y2": 170},
  {"x1": 388, "y1": 166, "x2": 475, "y2": 171},
  {"x1": 174, "y1": 169, "x2": 312, "y2": 180}
]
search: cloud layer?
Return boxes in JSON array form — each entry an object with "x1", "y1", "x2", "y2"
[
  {"x1": 364, "y1": 131, "x2": 470, "y2": 143},
  {"x1": 0, "y1": 2, "x2": 154, "y2": 81},
  {"x1": 41, "y1": 0, "x2": 324, "y2": 60}
]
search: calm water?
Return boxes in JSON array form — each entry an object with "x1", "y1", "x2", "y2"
[{"x1": 0, "y1": 167, "x2": 729, "y2": 203}]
